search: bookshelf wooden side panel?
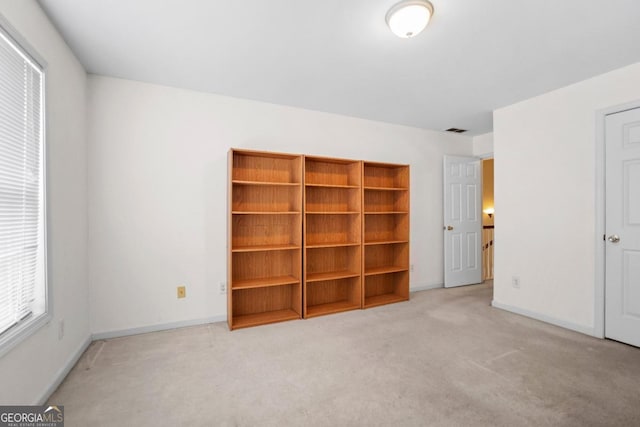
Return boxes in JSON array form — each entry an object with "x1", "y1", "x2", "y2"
[{"x1": 228, "y1": 150, "x2": 233, "y2": 328}]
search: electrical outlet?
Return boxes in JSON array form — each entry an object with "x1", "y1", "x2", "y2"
[
  {"x1": 410, "y1": 264, "x2": 414, "y2": 272},
  {"x1": 177, "y1": 285, "x2": 186, "y2": 298},
  {"x1": 58, "y1": 319, "x2": 64, "y2": 340},
  {"x1": 219, "y1": 282, "x2": 227, "y2": 295},
  {"x1": 512, "y1": 276, "x2": 520, "y2": 289}
]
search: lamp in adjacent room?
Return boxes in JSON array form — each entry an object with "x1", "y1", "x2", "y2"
[
  {"x1": 386, "y1": 0, "x2": 434, "y2": 38},
  {"x1": 483, "y1": 207, "x2": 495, "y2": 218}
]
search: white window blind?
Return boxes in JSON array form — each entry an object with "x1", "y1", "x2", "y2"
[{"x1": 0, "y1": 27, "x2": 46, "y2": 338}]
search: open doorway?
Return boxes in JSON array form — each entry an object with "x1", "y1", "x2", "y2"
[{"x1": 481, "y1": 158, "x2": 494, "y2": 283}]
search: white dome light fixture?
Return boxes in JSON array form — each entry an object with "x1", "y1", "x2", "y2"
[{"x1": 386, "y1": 0, "x2": 434, "y2": 39}]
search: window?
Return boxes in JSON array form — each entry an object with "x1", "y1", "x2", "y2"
[{"x1": 0, "y1": 21, "x2": 47, "y2": 354}]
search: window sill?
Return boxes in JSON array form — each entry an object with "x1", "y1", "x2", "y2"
[{"x1": 0, "y1": 312, "x2": 52, "y2": 359}]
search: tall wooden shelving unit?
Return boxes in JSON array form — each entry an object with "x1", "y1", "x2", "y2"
[
  {"x1": 362, "y1": 162, "x2": 410, "y2": 308},
  {"x1": 228, "y1": 149, "x2": 409, "y2": 329},
  {"x1": 303, "y1": 157, "x2": 362, "y2": 318},
  {"x1": 228, "y1": 149, "x2": 303, "y2": 329}
]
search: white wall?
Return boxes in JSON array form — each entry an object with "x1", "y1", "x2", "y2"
[
  {"x1": 0, "y1": 1, "x2": 89, "y2": 404},
  {"x1": 87, "y1": 75, "x2": 473, "y2": 335},
  {"x1": 493, "y1": 62, "x2": 640, "y2": 334},
  {"x1": 473, "y1": 132, "x2": 494, "y2": 157}
]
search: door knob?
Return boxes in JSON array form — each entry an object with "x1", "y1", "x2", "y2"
[
  {"x1": 447, "y1": 226, "x2": 454, "y2": 231},
  {"x1": 607, "y1": 234, "x2": 620, "y2": 243}
]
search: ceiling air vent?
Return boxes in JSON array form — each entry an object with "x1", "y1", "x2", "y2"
[{"x1": 445, "y1": 128, "x2": 467, "y2": 133}]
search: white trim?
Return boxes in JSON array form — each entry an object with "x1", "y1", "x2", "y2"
[
  {"x1": 37, "y1": 316, "x2": 226, "y2": 403},
  {"x1": 410, "y1": 282, "x2": 443, "y2": 292},
  {"x1": 0, "y1": 13, "x2": 50, "y2": 357},
  {"x1": 491, "y1": 300, "x2": 597, "y2": 337},
  {"x1": 594, "y1": 109, "x2": 606, "y2": 339},
  {"x1": 594, "y1": 99, "x2": 640, "y2": 340},
  {"x1": 476, "y1": 152, "x2": 494, "y2": 159},
  {"x1": 35, "y1": 334, "x2": 91, "y2": 405},
  {"x1": 0, "y1": 313, "x2": 52, "y2": 358},
  {"x1": 92, "y1": 316, "x2": 226, "y2": 340},
  {"x1": 0, "y1": 13, "x2": 48, "y2": 69}
]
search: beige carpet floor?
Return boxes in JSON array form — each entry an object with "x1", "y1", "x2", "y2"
[{"x1": 49, "y1": 282, "x2": 640, "y2": 426}]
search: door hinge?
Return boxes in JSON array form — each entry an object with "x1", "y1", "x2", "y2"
[{"x1": 603, "y1": 234, "x2": 606, "y2": 241}]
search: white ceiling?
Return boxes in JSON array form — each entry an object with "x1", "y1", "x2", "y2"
[{"x1": 38, "y1": 0, "x2": 640, "y2": 135}]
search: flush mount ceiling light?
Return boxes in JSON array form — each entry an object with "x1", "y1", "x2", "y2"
[{"x1": 386, "y1": 0, "x2": 434, "y2": 38}]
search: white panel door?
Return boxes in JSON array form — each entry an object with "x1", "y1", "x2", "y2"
[
  {"x1": 443, "y1": 156, "x2": 482, "y2": 288},
  {"x1": 605, "y1": 107, "x2": 640, "y2": 347}
]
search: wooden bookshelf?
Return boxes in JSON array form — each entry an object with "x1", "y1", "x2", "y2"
[
  {"x1": 362, "y1": 162, "x2": 410, "y2": 308},
  {"x1": 228, "y1": 151, "x2": 410, "y2": 328},
  {"x1": 228, "y1": 149, "x2": 303, "y2": 329},
  {"x1": 304, "y1": 156, "x2": 362, "y2": 318}
]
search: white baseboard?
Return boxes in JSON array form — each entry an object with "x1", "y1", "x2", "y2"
[
  {"x1": 491, "y1": 300, "x2": 597, "y2": 338},
  {"x1": 35, "y1": 316, "x2": 226, "y2": 403},
  {"x1": 92, "y1": 315, "x2": 226, "y2": 341},
  {"x1": 36, "y1": 334, "x2": 92, "y2": 405},
  {"x1": 411, "y1": 283, "x2": 443, "y2": 292}
]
